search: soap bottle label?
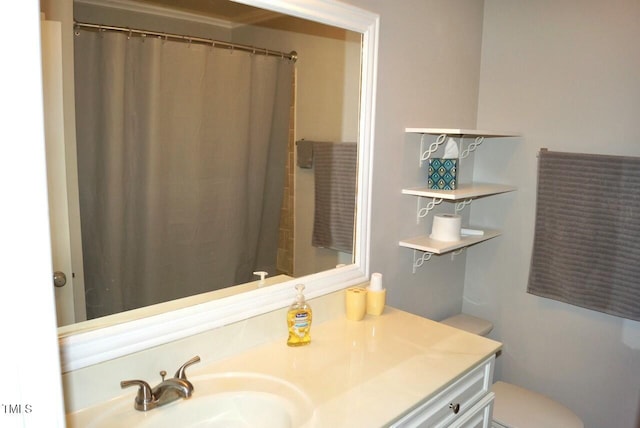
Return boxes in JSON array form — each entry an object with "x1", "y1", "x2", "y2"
[
  {"x1": 287, "y1": 309, "x2": 312, "y2": 346},
  {"x1": 294, "y1": 312, "x2": 309, "y2": 334}
]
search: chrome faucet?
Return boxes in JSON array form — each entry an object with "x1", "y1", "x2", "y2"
[{"x1": 121, "y1": 356, "x2": 201, "y2": 411}]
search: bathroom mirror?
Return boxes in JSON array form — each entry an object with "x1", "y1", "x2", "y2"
[
  {"x1": 56, "y1": 0, "x2": 378, "y2": 372},
  {"x1": 61, "y1": 0, "x2": 360, "y2": 325}
]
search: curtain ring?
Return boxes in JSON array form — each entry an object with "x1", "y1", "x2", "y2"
[{"x1": 127, "y1": 28, "x2": 132, "y2": 40}]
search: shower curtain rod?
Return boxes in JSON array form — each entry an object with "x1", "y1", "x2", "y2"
[{"x1": 74, "y1": 21, "x2": 298, "y2": 62}]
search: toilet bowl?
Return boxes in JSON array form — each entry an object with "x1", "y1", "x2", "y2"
[{"x1": 440, "y1": 314, "x2": 584, "y2": 428}]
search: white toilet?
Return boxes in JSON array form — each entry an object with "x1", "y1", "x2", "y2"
[{"x1": 440, "y1": 314, "x2": 584, "y2": 428}]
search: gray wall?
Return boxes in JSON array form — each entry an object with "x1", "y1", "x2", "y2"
[
  {"x1": 345, "y1": 0, "x2": 486, "y2": 320},
  {"x1": 344, "y1": 0, "x2": 640, "y2": 426},
  {"x1": 467, "y1": 0, "x2": 640, "y2": 427}
]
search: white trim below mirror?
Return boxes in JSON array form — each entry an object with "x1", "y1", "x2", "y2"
[{"x1": 59, "y1": 0, "x2": 379, "y2": 373}]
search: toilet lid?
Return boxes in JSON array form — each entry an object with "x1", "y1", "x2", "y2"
[
  {"x1": 440, "y1": 314, "x2": 494, "y2": 336},
  {"x1": 492, "y1": 381, "x2": 583, "y2": 428}
]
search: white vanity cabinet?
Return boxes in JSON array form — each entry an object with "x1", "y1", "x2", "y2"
[
  {"x1": 400, "y1": 128, "x2": 518, "y2": 273},
  {"x1": 390, "y1": 356, "x2": 495, "y2": 428}
]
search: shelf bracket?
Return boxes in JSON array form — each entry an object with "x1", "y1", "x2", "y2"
[
  {"x1": 417, "y1": 197, "x2": 443, "y2": 224},
  {"x1": 454, "y1": 199, "x2": 473, "y2": 213},
  {"x1": 460, "y1": 136, "x2": 485, "y2": 159},
  {"x1": 413, "y1": 250, "x2": 434, "y2": 273},
  {"x1": 419, "y1": 133, "x2": 447, "y2": 167}
]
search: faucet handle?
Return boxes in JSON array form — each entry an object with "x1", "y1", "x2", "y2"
[
  {"x1": 120, "y1": 379, "x2": 154, "y2": 411},
  {"x1": 174, "y1": 355, "x2": 201, "y2": 381}
]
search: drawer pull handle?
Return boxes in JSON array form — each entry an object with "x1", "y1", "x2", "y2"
[{"x1": 449, "y1": 403, "x2": 460, "y2": 414}]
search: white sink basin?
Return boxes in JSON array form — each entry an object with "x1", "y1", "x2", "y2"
[
  {"x1": 138, "y1": 391, "x2": 300, "y2": 428},
  {"x1": 67, "y1": 372, "x2": 315, "y2": 428}
]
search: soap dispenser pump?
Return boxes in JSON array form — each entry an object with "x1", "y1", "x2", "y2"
[{"x1": 287, "y1": 284, "x2": 312, "y2": 347}]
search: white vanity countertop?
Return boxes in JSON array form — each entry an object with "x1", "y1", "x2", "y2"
[{"x1": 67, "y1": 307, "x2": 501, "y2": 427}]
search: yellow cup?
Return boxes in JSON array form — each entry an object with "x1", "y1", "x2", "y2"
[
  {"x1": 345, "y1": 287, "x2": 367, "y2": 321},
  {"x1": 366, "y1": 288, "x2": 386, "y2": 316}
]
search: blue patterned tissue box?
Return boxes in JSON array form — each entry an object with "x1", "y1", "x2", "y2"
[{"x1": 428, "y1": 158, "x2": 457, "y2": 190}]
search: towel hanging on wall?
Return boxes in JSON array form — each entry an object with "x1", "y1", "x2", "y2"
[
  {"x1": 311, "y1": 141, "x2": 357, "y2": 253},
  {"x1": 527, "y1": 149, "x2": 640, "y2": 321}
]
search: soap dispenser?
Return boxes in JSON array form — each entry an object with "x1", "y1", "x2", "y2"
[{"x1": 287, "y1": 284, "x2": 312, "y2": 347}]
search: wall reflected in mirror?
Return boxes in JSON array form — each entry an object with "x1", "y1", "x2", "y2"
[{"x1": 50, "y1": 0, "x2": 361, "y2": 328}]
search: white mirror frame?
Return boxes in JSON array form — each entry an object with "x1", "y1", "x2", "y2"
[{"x1": 59, "y1": 0, "x2": 379, "y2": 373}]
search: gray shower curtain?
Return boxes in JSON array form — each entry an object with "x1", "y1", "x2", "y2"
[{"x1": 74, "y1": 30, "x2": 293, "y2": 319}]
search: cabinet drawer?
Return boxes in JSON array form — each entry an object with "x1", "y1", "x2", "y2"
[
  {"x1": 449, "y1": 392, "x2": 494, "y2": 428},
  {"x1": 390, "y1": 356, "x2": 494, "y2": 428}
]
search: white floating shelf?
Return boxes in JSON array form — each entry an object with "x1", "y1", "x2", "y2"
[
  {"x1": 402, "y1": 183, "x2": 516, "y2": 200},
  {"x1": 405, "y1": 127, "x2": 519, "y2": 137},
  {"x1": 399, "y1": 228, "x2": 501, "y2": 254}
]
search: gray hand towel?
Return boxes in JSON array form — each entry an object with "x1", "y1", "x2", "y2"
[
  {"x1": 312, "y1": 141, "x2": 357, "y2": 253},
  {"x1": 528, "y1": 149, "x2": 640, "y2": 321}
]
